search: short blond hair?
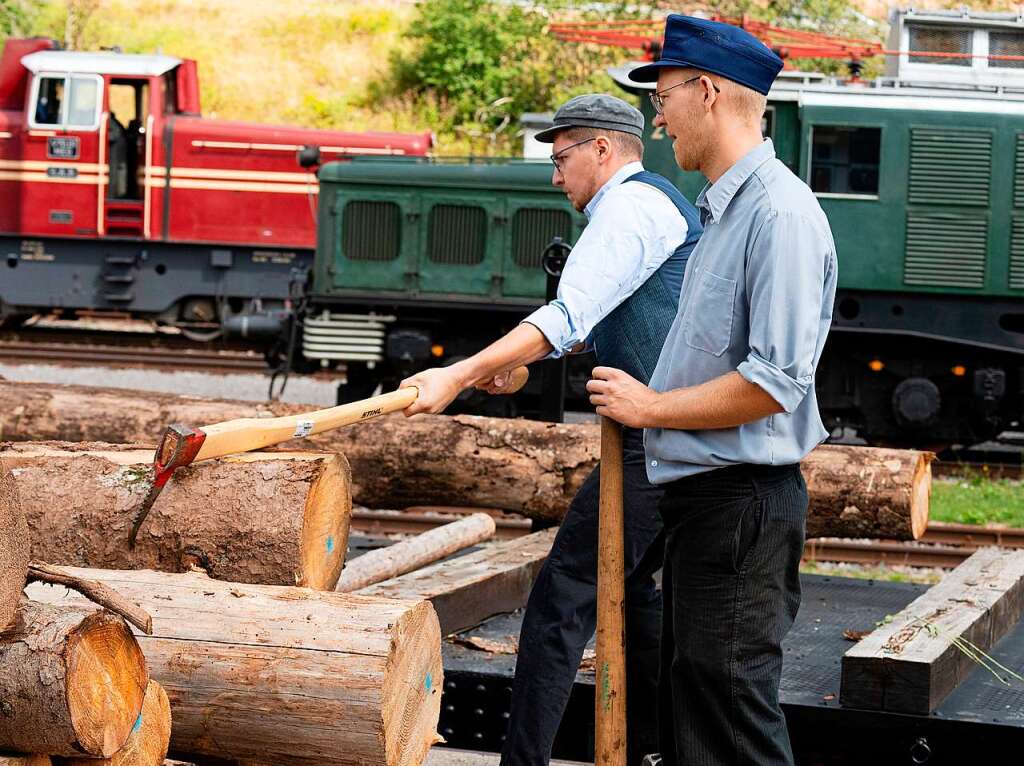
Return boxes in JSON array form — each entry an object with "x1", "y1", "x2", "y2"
[{"x1": 719, "y1": 78, "x2": 767, "y2": 127}]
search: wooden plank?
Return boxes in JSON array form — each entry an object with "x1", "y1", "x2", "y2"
[
  {"x1": 356, "y1": 528, "x2": 556, "y2": 635},
  {"x1": 841, "y1": 547, "x2": 1024, "y2": 714}
]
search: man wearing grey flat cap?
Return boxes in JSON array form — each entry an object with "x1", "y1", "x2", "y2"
[
  {"x1": 587, "y1": 14, "x2": 838, "y2": 766},
  {"x1": 402, "y1": 93, "x2": 702, "y2": 765}
]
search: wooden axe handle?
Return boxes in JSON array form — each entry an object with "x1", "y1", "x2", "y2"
[{"x1": 193, "y1": 365, "x2": 530, "y2": 462}]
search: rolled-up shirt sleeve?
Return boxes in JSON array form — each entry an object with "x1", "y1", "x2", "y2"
[
  {"x1": 523, "y1": 187, "x2": 685, "y2": 358},
  {"x1": 737, "y1": 209, "x2": 835, "y2": 413}
]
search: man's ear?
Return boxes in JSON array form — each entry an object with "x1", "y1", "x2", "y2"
[{"x1": 595, "y1": 136, "x2": 612, "y2": 162}]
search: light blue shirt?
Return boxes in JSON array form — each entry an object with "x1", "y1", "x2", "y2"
[
  {"x1": 523, "y1": 161, "x2": 688, "y2": 356},
  {"x1": 645, "y1": 139, "x2": 838, "y2": 483}
]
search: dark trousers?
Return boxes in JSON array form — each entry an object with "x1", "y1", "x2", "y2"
[
  {"x1": 658, "y1": 463, "x2": 807, "y2": 766},
  {"x1": 501, "y1": 429, "x2": 664, "y2": 766}
]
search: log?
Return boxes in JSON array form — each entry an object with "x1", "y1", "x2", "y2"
[
  {"x1": 0, "y1": 459, "x2": 29, "y2": 630},
  {"x1": 0, "y1": 381, "x2": 931, "y2": 538},
  {"x1": 841, "y1": 547, "x2": 1024, "y2": 714},
  {"x1": 800, "y1": 444, "x2": 931, "y2": 540},
  {"x1": 56, "y1": 681, "x2": 171, "y2": 766},
  {"x1": 0, "y1": 599, "x2": 148, "y2": 757},
  {"x1": 1, "y1": 442, "x2": 351, "y2": 589},
  {"x1": 26, "y1": 568, "x2": 443, "y2": 766},
  {"x1": 357, "y1": 528, "x2": 557, "y2": 635},
  {"x1": 336, "y1": 513, "x2": 497, "y2": 592}
]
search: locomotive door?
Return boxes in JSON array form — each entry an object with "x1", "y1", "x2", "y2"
[
  {"x1": 325, "y1": 189, "x2": 419, "y2": 292},
  {"x1": 22, "y1": 71, "x2": 103, "y2": 236},
  {"x1": 102, "y1": 77, "x2": 153, "y2": 238},
  {"x1": 501, "y1": 195, "x2": 581, "y2": 298},
  {"x1": 418, "y1": 192, "x2": 503, "y2": 295}
]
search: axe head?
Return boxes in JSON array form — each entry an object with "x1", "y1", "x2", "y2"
[{"x1": 127, "y1": 423, "x2": 207, "y2": 548}]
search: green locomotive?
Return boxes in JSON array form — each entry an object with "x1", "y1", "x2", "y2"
[{"x1": 303, "y1": 9, "x2": 1024, "y2": 446}]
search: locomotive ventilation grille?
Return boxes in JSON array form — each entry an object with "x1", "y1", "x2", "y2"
[
  {"x1": 511, "y1": 209, "x2": 573, "y2": 268},
  {"x1": 1011, "y1": 218, "x2": 1024, "y2": 290},
  {"x1": 904, "y1": 128, "x2": 992, "y2": 289},
  {"x1": 302, "y1": 312, "x2": 397, "y2": 363},
  {"x1": 342, "y1": 201, "x2": 401, "y2": 261},
  {"x1": 428, "y1": 205, "x2": 487, "y2": 265}
]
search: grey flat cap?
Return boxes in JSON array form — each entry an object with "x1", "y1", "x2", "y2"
[{"x1": 534, "y1": 93, "x2": 644, "y2": 143}]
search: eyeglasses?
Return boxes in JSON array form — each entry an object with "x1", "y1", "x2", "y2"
[
  {"x1": 649, "y1": 75, "x2": 722, "y2": 115},
  {"x1": 550, "y1": 138, "x2": 596, "y2": 172}
]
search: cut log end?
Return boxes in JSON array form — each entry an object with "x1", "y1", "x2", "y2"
[
  {"x1": 299, "y1": 452, "x2": 351, "y2": 590},
  {"x1": 58, "y1": 680, "x2": 171, "y2": 766},
  {"x1": 382, "y1": 600, "x2": 444, "y2": 766},
  {"x1": 911, "y1": 455, "x2": 933, "y2": 540},
  {"x1": 66, "y1": 612, "x2": 149, "y2": 757}
]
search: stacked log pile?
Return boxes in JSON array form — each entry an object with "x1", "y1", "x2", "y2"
[
  {"x1": 0, "y1": 378, "x2": 942, "y2": 766},
  {"x1": 27, "y1": 568, "x2": 444, "y2": 766},
  {"x1": 0, "y1": 460, "x2": 160, "y2": 766}
]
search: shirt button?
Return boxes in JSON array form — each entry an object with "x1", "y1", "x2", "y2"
[{"x1": 650, "y1": 460, "x2": 658, "y2": 468}]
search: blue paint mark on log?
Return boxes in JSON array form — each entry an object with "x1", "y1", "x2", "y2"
[
  {"x1": 425, "y1": 672, "x2": 433, "y2": 692},
  {"x1": 132, "y1": 712, "x2": 143, "y2": 733},
  {"x1": 326, "y1": 536, "x2": 334, "y2": 554}
]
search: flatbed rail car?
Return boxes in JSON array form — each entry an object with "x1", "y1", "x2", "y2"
[{"x1": 0, "y1": 37, "x2": 431, "y2": 337}]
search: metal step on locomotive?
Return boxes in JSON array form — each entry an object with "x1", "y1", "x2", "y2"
[
  {"x1": 294, "y1": 7, "x2": 1024, "y2": 446},
  {"x1": 0, "y1": 35, "x2": 432, "y2": 340}
]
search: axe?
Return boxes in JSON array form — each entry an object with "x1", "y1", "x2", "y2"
[{"x1": 127, "y1": 366, "x2": 530, "y2": 547}]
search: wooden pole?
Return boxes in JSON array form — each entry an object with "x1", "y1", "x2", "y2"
[
  {"x1": 595, "y1": 417, "x2": 626, "y2": 766},
  {"x1": 336, "y1": 513, "x2": 496, "y2": 592}
]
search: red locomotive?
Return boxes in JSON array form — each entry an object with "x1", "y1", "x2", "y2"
[{"x1": 0, "y1": 37, "x2": 431, "y2": 335}]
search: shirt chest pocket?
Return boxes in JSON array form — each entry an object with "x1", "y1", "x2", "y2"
[{"x1": 684, "y1": 270, "x2": 736, "y2": 357}]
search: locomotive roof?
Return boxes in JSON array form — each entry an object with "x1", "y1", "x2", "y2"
[
  {"x1": 609, "y1": 63, "x2": 1024, "y2": 114},
  {"x1": 319, "y1": 158, "x2": 563, "y2": 191},
  {"x1": 21, "y1": 50, "x2": 181, "y2": 77}
]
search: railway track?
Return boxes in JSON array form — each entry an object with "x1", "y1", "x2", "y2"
[
  {"x1": 351, "y1": 507, "x2": 1024, "y2": 570},
  {"x1": 0, "y1": 324, "x2": 274, "y2": 374}
]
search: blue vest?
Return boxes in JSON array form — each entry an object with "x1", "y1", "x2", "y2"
[{"x1": 589, "y1": 171, "x2": 703, "y2": 385}]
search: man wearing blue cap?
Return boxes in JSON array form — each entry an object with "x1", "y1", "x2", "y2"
[
  {"x1": 401, "y1": 93, "x2": 702, "y2": 765},
  {"x1": 587, "y1": 14, "x2": 838, "y2": 766}
]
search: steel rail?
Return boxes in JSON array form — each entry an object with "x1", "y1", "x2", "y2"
[
  {"x1": 350, "y1": 507, "x2": 1024, "y2": 570},
  {"x1": 0, "y1": 340, "x2": 266, "y2": 372}
]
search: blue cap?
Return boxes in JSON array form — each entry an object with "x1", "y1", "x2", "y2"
[{"x1": 628, "y1": 15, "x2": 784, "y2": 96}]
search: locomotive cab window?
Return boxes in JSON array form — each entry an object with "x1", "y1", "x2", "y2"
[
  {"x1": 809, "y1": 126, "x2": 881, "y2": 198},
  {"x1": 30, "y1": 73, "x2": 102, "y2": 130}
]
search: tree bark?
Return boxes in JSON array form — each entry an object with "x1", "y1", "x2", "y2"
[
  {"x1": 336, "y1": 513, "x2": 496, "y2": 592},
  {"x1": 0, "y1": 599, "x2": 148, "y2": 757},
  {"x1": 0, "y1": 459, "x2": 29, "y2": 631},
  {"x1": 800, "y1": 444, "x2": 932, "y2": 540},
  {"x1": 55, "y1": 680, "x2": 171, "y2": 766},
  {"x1": 26, "y1": 568, "x2": 443, "y2": 766},
  {"x1": 1, "y1": 443, "x2": 351, "y2": 590},
  {"x1": 0, "y1": 381, "x2": 932, "y2": 539}
]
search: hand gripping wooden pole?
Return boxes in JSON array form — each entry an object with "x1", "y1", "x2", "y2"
[{"x1": 596, "y1": 416, "x2": 627, "y2": 766}]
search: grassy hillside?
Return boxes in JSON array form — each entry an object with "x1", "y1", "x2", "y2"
[{"x1": 8, "y1": 0, "x2": 1024, "y2": 154}]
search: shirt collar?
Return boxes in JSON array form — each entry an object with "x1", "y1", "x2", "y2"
[
  {"x1": 696, "y1": 139, "x2": 776, "y2": 224},
  {"x1": 584, "y1": 160, "x2": 645, "y2": 220}
]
